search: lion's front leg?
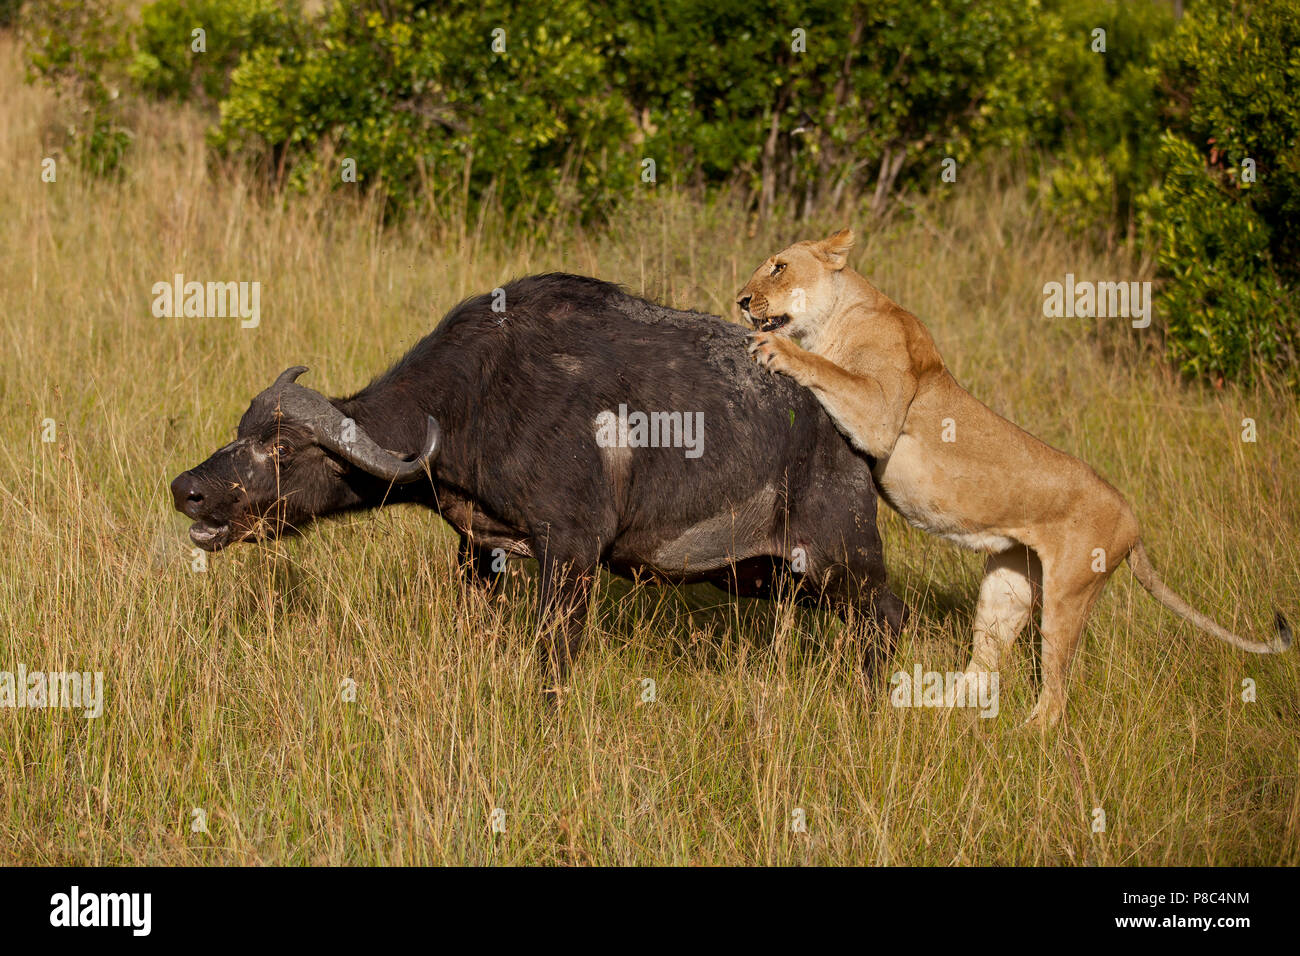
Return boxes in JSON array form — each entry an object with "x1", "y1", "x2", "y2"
[
  {"x1": 748, "y1": 332, "x2": 915, "y2": 460},
  {"x1": 748, "y1": 332, "x2": 817, "y2": 387}
]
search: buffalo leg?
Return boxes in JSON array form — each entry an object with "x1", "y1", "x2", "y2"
[
  {"x1": 796, "y1": 519, "x2": 906, "y2": 673},
  {"x1": 532, "y1": 532, "x2": 599, "y2": 701},
  {"x1": 816, "y1": 564, "x2": 904, "y2": 670}
]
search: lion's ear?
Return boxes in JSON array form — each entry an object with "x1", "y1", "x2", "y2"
[{"x1": 817, "y1": 228, "x2": 855, "y2": 270}]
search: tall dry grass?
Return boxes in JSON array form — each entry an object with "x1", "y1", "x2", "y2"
[{"x1": 1, "y1": 32, "x2": 1297, "y2": 865}]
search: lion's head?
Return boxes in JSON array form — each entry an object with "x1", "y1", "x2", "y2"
[{"x1": 736, "y1": 229, "x2": 855, "y2": 338}]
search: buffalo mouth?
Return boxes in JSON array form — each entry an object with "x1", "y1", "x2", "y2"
[
  {"x1": 188, "y1": 519, "x2": 232, "y2": 552},
  {"x1": 758, "y1": 313, "x2": 791, "y2": 333}
]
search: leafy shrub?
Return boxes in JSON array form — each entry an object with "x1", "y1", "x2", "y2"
[
  {"x1": 213, "y1": 1, "x2": 635, "y2": 220},
  {"x1": 17, "y1": 0, "x2": 1300, "y2": 387},
  {"x1": 609, "y1": 0, "x2": 1042, "y2": 215},
  {"x1": 14, "y1": 0, "x2": 1073, "y2": 220},
  {"x1": 21, "y1": 0, "x2": 133, "y2": 174},
  {"x1": 1002, "y1": 0, "x2": 1298, "y2": 387},
  {"x1": 1140, "y1": 0, "x2": 1300, "y2": 386},
  {"x1": 1031, "y1": 0, "x2": 1173, "y2": 244},
  {"x1": 128, "y1": 0, "x2": 306, "y2": 104},
  {"x1": 206, "y1": 0, "x2": 1043, "y2": 220},
  {"x1": 1142, "y1": 135, "x2": 1295, "y2": 385}
]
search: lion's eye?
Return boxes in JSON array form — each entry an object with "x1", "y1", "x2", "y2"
[{"x1": 771, "y1": 262, "x2": 786, "y2": 276}]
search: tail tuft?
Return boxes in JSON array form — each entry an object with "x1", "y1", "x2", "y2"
[{"x1": 1274, "y1": 611, "x2": 1292, "y2": 650}]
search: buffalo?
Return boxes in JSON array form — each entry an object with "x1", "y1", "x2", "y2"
[{"x1": 170, "y1": 273, "x2": 905, "y2": 693}]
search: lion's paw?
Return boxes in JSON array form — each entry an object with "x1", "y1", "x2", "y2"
[{"x1": 747, "y1": 332, "x2": 795, "y2": 375}]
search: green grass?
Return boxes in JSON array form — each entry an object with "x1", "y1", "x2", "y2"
[{"x1": 1, "y1": 34, "x2": 1297, "y2": 865}]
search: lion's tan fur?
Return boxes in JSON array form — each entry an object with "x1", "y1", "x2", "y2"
[{"x1": 737, "y1": 230, "x2": 1289, "y2": 726}]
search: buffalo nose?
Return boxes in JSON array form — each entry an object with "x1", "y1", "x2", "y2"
[
  {"x1": 170, "y1": 472, "x2": 205, "y2": 517},
  {"x1": 737, "y1": 295, "x2": 752, "y2": 311}
]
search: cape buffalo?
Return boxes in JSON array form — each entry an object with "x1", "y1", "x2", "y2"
[{"x1": 170, "y1": 273, "x2": 905, "y2": 693}]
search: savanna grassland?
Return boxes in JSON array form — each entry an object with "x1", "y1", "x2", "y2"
[{"x1": 1, "y1": 31, "x2": 1298, "y2": 865}]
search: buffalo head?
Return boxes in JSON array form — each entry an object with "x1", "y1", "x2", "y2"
[{"x1": 170, "y1": 366, "x2": 440, "y2": 551}]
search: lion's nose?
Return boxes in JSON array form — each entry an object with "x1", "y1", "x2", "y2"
[{"x1": 737, "y1": 295, "x2": 752, "y2": 311}]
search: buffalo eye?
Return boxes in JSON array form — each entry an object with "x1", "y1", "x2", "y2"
[
  {"x1": 771, "y1": 262, "x2": 786, "y2": 276},
  {"x1": 271, "y1": 441, "x2": 291, "y2": 459}
]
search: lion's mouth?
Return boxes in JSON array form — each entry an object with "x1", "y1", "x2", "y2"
[{"x1": 758, "y1": 314, "x2": 791, "y2": 333}]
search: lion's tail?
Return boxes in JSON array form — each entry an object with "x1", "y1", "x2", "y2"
[{"x1": 1127, "y1": 541, "x2": 1291, "y2": 654}]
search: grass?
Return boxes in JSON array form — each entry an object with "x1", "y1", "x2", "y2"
[{"x1": 1, "y1": 31, "x2": 1297, "y2": 866}]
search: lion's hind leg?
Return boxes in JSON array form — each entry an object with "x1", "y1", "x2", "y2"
[
  {"x1": 1026, "y1": 496, "x2": 1139, "y2": 727},
  {"x1": 970, "y1": 545, "x2": 1039, "y2": 670},
  {"x1": 945, "y1": 545, "x2": 1039, "y2": 710}
]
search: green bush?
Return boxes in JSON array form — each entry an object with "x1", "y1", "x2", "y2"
[
  {"x1": 609, "y1": 0, "x2": 1041, "y2": 214},
  {"x1": 21, "y1": 0, "x2": 133, "y2": 175},
  {"x1": 214, "y1": 1, "x2": 636, "y2": 220},
  {"x1": 1142, "y1": 135, "x2": 1295, "y2": 386},
  {"x1": 17, "y1": 0, "x2": 1300, "y2": 387},
  {"x1": 1000, "y1": 0, "x2": 1299, "y2": 387},
  {"x1": 205, "y1": 0, "x2": 1042, "y2": 220},
  {"x1": 128, "y1": 0, "x2": 305, "y2": 104},
  {"x1": 1141, "y1": 0, "x2": 1300, "y2": 387},
  {"x1": 1031, "y1": 0, "x2": 1173, "y2": 243},
  {"x1": 13, "y1": 0, "x2": 1081, "y2": 221}
]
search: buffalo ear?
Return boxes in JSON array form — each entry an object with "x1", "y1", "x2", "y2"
[{"x1": 817, "y1": 228, "x2": 855, "y2": 270}]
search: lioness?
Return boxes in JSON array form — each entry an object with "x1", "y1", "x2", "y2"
[{"x1": 739, "y1": 229, "x2": 1290, "y2": 726}]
